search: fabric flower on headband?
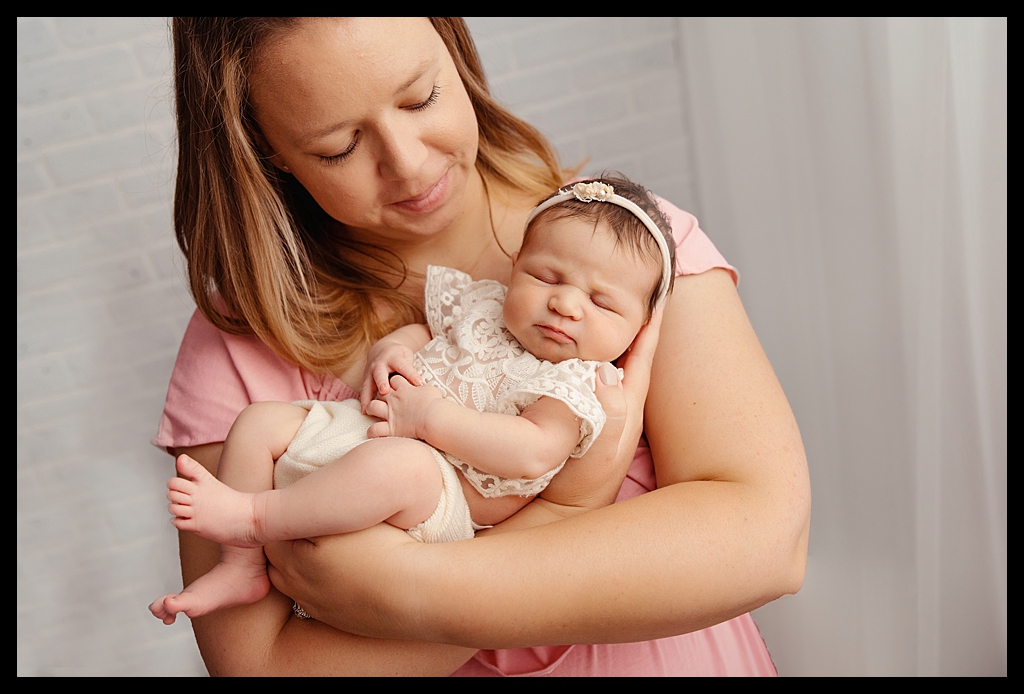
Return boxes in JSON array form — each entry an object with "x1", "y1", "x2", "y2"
[{"x1": 569, "y1": 181, "x2": 615, "y2": 202}]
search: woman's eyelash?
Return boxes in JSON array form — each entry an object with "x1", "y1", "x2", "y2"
[
  {"x1": 409, "y1": 85, "x2": 441, "y2": 111},
  {"x1": 319, "y1": 136, "x2": 359, "y2": 166}
]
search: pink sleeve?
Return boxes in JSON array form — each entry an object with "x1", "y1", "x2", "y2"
[
  {"x1": 657, "y1": 197, "x2": 739, "y2": 285},
  {"x1": 151, "y1": 310, "x2": 356, "y2": 453}
]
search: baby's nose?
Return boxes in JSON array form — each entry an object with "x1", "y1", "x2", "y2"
[{"x1": 549, "y1": 289, "x2": 584, "y2": 319}]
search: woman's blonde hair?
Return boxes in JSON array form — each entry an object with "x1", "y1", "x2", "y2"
[{"x1": 171, "y1": 18, "x2": 569, "y2": 374}]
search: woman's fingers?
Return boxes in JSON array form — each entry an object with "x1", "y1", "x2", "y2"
[
  {"x1": 619, "y1": 304, "x2": 665, "y2": 381},
  {"x1": 615, "y1": 304, "x2": 665, "y2": 423},
  {"x1": 539, "y1": 364, "x2": 628, "y2": 509}
]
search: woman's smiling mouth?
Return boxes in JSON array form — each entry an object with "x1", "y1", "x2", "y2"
[{"x1": 390, "y1": 169, "x2": 450, "y2": 214}]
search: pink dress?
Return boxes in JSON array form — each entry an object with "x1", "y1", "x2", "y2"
[{"x1": 153, "y1": 202, "x2": 777, "y2": 676}]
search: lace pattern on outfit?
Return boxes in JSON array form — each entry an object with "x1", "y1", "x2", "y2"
[{"x1": 416, "y1": 266, "x2": 606, "y2": 498}]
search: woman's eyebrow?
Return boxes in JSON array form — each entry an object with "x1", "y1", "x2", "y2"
[{"x1": 298, "y1": 58, "x2": 439, "y2": 147}]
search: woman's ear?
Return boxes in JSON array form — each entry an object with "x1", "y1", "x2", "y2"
[{"x1": 252, "y1": 127, "x2": 291, "y2": 173}]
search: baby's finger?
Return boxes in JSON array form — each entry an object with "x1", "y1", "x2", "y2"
[
  {"x1": 359, "y1": 373, "x2": 378, "y2": 411},
  {"x1": 373, "y1": 364, "x2": 394, "y2": 396},
  {"x1": 365, "y1": 399, "x2": 389, "y2": 421},
  {"x1": 366, "y1": 421, "x2": 392, "y2": 438},
  {"x1": 392, "y1": 356, "x2": 422, "y2": 386},
  {"x1": 388, "y1": 373, "x2": 412, "y2": 391}
]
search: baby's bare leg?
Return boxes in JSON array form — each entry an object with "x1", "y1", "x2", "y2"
[
  {"x1": 167, "y1": 433, "x2": 442, "y2": 549},
  {"x1": 150, "y1": 402, "x2": 307, "y2": 624},
  {"x1": 259, "y1": 437, "x2": 444, "y2": 540}
]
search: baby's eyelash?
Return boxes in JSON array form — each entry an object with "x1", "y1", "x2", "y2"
[{"x1": 409, "y1": 85, "x2": 441, "y2": 111}]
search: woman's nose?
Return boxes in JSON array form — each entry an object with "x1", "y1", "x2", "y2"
[
  {"x1": 548, "y1": 288, "x2": 584, "y2": 320},
  {"x1": 376, "y1": 120, "x2": 428, "y2": 182}
]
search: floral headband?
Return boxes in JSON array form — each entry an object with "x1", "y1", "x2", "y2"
[{"x1": 525, "y1": 181, "x2": 674, "y2": 306}]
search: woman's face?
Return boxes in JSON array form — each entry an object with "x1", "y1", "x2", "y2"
[{"x1": 249, "y1": 19, "x2": 480, "y2": 244}]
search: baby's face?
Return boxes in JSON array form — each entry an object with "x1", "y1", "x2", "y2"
[{"x1": 503, "y1": 215, "x2": 659, "y2": 363}]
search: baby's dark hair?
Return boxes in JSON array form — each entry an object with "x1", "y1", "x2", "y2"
[{"x1": 523, "y1": 173, "x2": 675, "y2": 318}]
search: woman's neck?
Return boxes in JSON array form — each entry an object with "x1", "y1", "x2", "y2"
[{"x1": 390, "y1": 169, "x2": 534, "y2": 293}]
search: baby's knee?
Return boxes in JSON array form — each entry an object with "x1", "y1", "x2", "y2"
[
  {"x1": 236, "y1": 401, "x2": 306, "y2": 428},
  {"x1": 371, "y1": 438, "x2": 442, "y2": 479}
]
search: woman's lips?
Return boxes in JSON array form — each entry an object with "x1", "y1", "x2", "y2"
[
  {"x1": 390, "y1": 170, "x2": 449, "y2": 214},
  {"x1": 537, "y1": 325, "x2": 575, "y2": 344}
]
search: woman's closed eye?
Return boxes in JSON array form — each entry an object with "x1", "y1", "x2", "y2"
[
  {"x1": 407, "y1": 85, "x2": 441, "y2": 112},
  {"x1": 318, "y1": 135, "x2": 359, "y2": 166}
]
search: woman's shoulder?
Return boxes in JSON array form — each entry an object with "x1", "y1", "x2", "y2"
[
  {"x1": 563, "y1": 178, "x2": 738, "y2": 285},
  {"x1": 652, "y1": 195, "x2": 739, "y2": 286}
]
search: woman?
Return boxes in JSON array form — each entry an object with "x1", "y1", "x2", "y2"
[{"x1": 155, "y1": 17, "x2": 810, "y2": 675}]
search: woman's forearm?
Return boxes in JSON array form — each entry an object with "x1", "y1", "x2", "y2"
[
  {"x1": 284, "y1": 476, "x2": 804, "y2": 649},
  {"x1": 274, "y1": 270, "x2": 809, "y2": 649}
]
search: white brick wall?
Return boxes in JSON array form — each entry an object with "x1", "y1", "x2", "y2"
[
  {"x1": 17, "y1": 17, "x2": 202, "y2": 676},
  {"x1": 17, "y1": 17, "x2": 699, "y2": 676}
]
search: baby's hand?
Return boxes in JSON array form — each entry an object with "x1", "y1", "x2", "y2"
[
  {"x1": 360, "y1": 340, "x2": 423, "y2": 412},
  {"x1": 365, "y1": 375, "x2": 443, "y2": 440}
]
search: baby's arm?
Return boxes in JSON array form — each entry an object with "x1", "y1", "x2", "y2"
[
  {"x1": 359, "y1": 323, "x2": 432, "y2": 410},
  {"x1": 367, "y1": 378, "x2": 580, "y2": 481}
]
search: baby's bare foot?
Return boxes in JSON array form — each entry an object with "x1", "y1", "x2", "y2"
[
  {"x1": 149, "y1": 546, "x2": 270, "y2": 624},
  {"x1": 167, "y1": 455, "x2": 265, "y2": 547}
]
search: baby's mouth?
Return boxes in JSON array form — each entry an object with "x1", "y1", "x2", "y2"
[{"x1": 537, "y1": 325, "x2": 575, "y2": 344}]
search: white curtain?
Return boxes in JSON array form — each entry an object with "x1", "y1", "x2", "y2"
[{"x1": 678, "y1": 18, "x2": 1006, "y2": 676}]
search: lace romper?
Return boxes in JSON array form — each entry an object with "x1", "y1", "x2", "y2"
[
  {"x1": 272, "y1": 265, "x2": 610, "y2": 543},
  {"x1": 417, "y1": 265, "x2": 607, "y2": 498}
]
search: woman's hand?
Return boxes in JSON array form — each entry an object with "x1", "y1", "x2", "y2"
[
  {"x1": 265, "y1": 524, "x2": 422, "y2": 633},
  {"x1": 538, "y1": 305, "x2": 665, "y2": 513}
]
